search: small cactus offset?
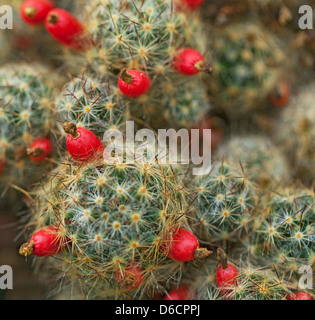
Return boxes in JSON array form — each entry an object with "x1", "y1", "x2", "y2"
[
  {"x1": 206, "y1": 21, "x2": 288, "y2": 119},
  {"x1": 216, "y1": 135, "x2": 291, "y2": 188},
  {"x1": 188, "y1": 162, "x2": 258, "y2": 245},
  {"x1": 0, "y1": 63, "x2": 57, "y2": 202},
  {"x1": 274, "y1": 84, "x2": 315, "y2": 185},
  {"x1": 84, "y1": 0, "x2": 208, "y2": 77},
  {"x1": 55, "y1": 74, "x2": 127, "y2": 137},
  {"x1": 253, "y1": 187, "x2": 315, "y2": 260}
]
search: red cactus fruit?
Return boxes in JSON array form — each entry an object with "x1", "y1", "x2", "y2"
[
  {"x1": 287, "y1": 292, "x2": 313, "y2": 300},
  {"x1": 216, "y1": 248, "x2": 238, "y2": 297},
  {"x1": 20, "y1": 0, "x2": 55, "y2": 25},
  {"x1": 19, "y1": 226, "x2": 67, "y2": 257},
  {"x1": 115, "y1": 264, "x2": 144, "y2": 290},
  {"x1": 164, "y1": 286, "x2": 190, "y2": 300},
  {"x1": 173, "y1": 48, "x2": 212, "y2": 76},
  {"x1": 270, "y1": 82, "x2": 290, "y2": 108},
  {"x1": 0, "y1": 159, "x2": 5, "y2": 175},
  {"x1": 27, "y1": 137, "x2": 52, "y2": 163},
  {"x1": 118, "y1": 70, "x2": 151, "y2": 98},
  {"x1": 45, "y1": 8, "x2": 86, "y2": 50},
  {"x1": 176, "y1": 0, "x2": 204, "y2": 11},
  {"x1": 63, "y1": 122, "x2": 103, "y2": 162},
  {"x1": 166, "y1": 227, "x2": 212, "y2": 262}
]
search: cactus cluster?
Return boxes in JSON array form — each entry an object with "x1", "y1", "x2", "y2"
[
  {"x1": 0, "y1": 0, "x2": 314, "y2": 301},
  {"x1": 22, "y1": 150, "x2": 195, "y2": 299},
  {"x1": 274, "y1": 85, "x2": 315, "y2": 184},
  {"x1": 0, "y1": 63, "x2": 57, "y2": 204},
  {"x1": 80, "y1": 0, "x2": 212, "y2": 129},
  {"x1": 207, "y1": 21, "x2": 287, "y2": 119},
  {"x1": 216, "y1": 135, "x2": 291, "y2": 188}
]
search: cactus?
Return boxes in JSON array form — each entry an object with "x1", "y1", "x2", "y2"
[
  {"x1": 207, "y1": 21, "x2": 287, "y2": 119},
  {"x1": 274, "y1": 85, "x2": 315, "y2": 185},
  {"x1": 19, "y1": 146, "x2": 207, "y2": 299},
  {"x1": 189, "y1": 161, "x2": 258, "y2": 246},
  {"x1": 0, "y1": 63, "x2": 58, "y2": 200},
  {"x1": 216, "y1": 135, "x2": 291, "y2": 188},
  {"x1": 55, "y1": 74, "x2": 127, "y2": 139},
  {"x1": 6, "y1": 0, "x2": 315, "y2": 301},
  {"x1": 253, "y1": 187, "x2": 315, "y2": 260},
  {"x1": 77, "y1": 0, "x2": 212, "y2": 129},
  {"x1": 132, "y1": 75, "x2": 210, "y2": 130}
]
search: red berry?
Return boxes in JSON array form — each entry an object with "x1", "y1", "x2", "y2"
[
  {"x1": 63, "y1": 122, "x2": 103, "y2": 162},
  {"x1": 45, "y1": 9, "x2": 85, "y2": 50},
  {"x1": 166, "y1": 228, "x2": 210, "y2": 262},
  {"x1": 20, "y1": 0, "x2": 55, "y2": 25},
  {"x1": 118, "y1": 70, "x2": 151, "y2": 98},
  {"x1": 164, "y1": 286, "x2": 190, "y2": 300},
  {"x1": 0, "y1": 159, "x2": 5, "y2": 175},
  {"x1": 270, "y1": 82, "x2": 290, "y2": 108},
  {"x1": 173, "y1": 48, "x2": 212, "y2": 76},
  {"x1": 27, "y1": 137, "x2": 52, "y2": 163},
  {"x1": 216, "y1": 264, "x2": 239, "y2": 297},
  {"x1": 176, "y1": 0, "x2": 204, "y2": 11},
  {"x1": 192, "y1": 115, "x2": 224, "y2": 152},
  {"x1": 115, "y1": 264, "x2": 144, "y2": 290},
  {"x1": 19, "y1": 226, "x2": 67, "y2": 257},
  {"x1": 287, "y1": 292, "x2": 313, "y2": 300}
]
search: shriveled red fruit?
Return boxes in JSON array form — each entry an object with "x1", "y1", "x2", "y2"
[
  {"x1": 164, "y1": 286, "x2": 190, "y2": 300},
  {"x1": 20, "y1": 0, "x2": 55, "y2": 25},
  {"x1": 270, "y1": 82, "x2": 290, "y2": 107},
  {"x1": 287, "y1": 292, "x2": 313, "y2": 300},
  {"x1": 45, "y1": 9, "x2": 85, "y2": 50},
  {"x1": 19, "y1": 226, "x2": 67, "y2": 257},
  {"x1": 27, "y1": 137, "x2": 52, "y2": 163},
  {"x1": 176, "y1": 0, "x2": 204, "y2": 11},
  {"x1": 63, "y1": 122, "x2": 103, "y2": 162},
  {"x1": 166, "y1": 228, "x2": 211, "y2": 262},
  {"x1": 115, "y1": 264, "x2": 144, "y2": 290},
  {"x1": 118, "y1": 70, "x2": 151, "y2": 98},
  {"x1": 173, "y1": 48, "x2": 212, "y2": 76}
]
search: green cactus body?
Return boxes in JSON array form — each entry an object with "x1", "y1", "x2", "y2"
[
  {"x1": 275, "y1": 86, "x2": 315, "y2": 184},
  {"x1": 216, "y1": 135, "x2": 291, "y2": 188},
  {"x1": 80, "y1": 0, "x2": 211, "y2": 129},
  {"x1": 25, "y1": 148, "x2": 193, "y2": 299},
  {"x1": 56, "y1": 75, "x2": 127, "y2": 139},
  {"x1": 208, "y1": 22, "x2": 286, "y2": 118},
  {"x1": 132, "y1": 76, "x2": 210, "y2": 130},
  {"x1": 253, "y1": 188, "x2": 315, "y2": 260},
  {"x1": 231, "y1": 265, "x2": 292, "y2": 300},
  {"x1": 85, "y1": 0, "x2": 206, "y2": 75},
  {"x1": 193, "y1": 257, "x2": 292, "y2": 300},
  {"x1": 0, "y1": 64, "x2": 56, "y2": 197},
  {"x1": 190, "y1": 162, "x2": 258, "y2": 245}
]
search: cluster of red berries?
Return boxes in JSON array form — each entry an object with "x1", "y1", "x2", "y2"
[
  {"x1": 20, "y1": 0, "x2": 85, "y2": 50},
  {"x1": 19, "y1": 223, "x2": 313, "y2": 300},
  {"x1": 20, "y1": 1, "x2": 211, "y2": 98},
  {"x1": 23, "y1": 0, "x2": 213, "y2": 162},
  {"x1": 116, "y1": 47, "x2": 212, "y2": 98}
]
